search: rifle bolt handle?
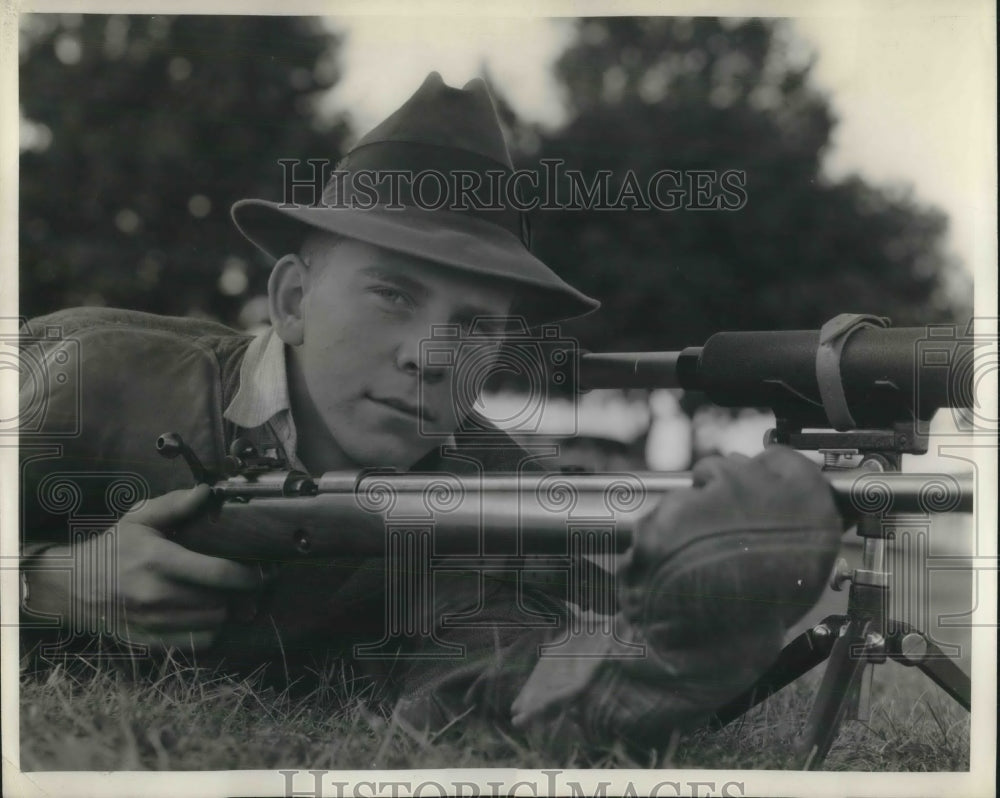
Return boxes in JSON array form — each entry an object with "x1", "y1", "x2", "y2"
[{"x1": 156, "y1": 432, "x2": 184, "y2": 458}]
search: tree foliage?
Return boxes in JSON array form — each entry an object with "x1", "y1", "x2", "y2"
[
  {"x1": 19, "y1": 14, "x2": 347, "y2": 323},
  {"x1": 19, "y1": 15, "x2": 968, "y2": 346},
  {"x1": 515, "y1": 18, "x2": 967, "y2": 350}
]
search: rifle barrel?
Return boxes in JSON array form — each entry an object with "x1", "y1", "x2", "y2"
[
  {"x1": 342, "y1": 469, "x2": 973, "y2": 516},
  {"x1": 217, "y1": 468, "x2": 974, "y2": 516},
  {"x1": 579, "y1": 351, "x2": 690, "y2": 389}
]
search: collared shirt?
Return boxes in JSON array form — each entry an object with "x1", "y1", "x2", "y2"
[{"x1": 223, "y1": 327, "x2": 307, "y2": 472}]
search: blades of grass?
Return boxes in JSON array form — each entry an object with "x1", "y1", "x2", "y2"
[
  {"x1": 221, "y1": 683, "x2": 252, "y2": 732},
  {"x1": 371, "y1": 712, "x2": 400, "y2": 767},
  {"x1": 426, "y1": 704, "x2": 476, "y2": 743},
  {"x1": 268, "y1": 614, "x2": 291, "y2": 690},
  {"x1": 117, "y1": 708, "x2": 142, "y2": 770},
  {"x1": 878, "y1": 702, "x2": 900, "y2": 738},
  {"x1": 146, "y1": 726, "x2": 170, "y2": 770},
  {"x1": 922, "y1": 698, "x2": 950, "y2": 747},
  {"x1": 392, "y1": 711, "x2": 435, "y2": 752},
  {"x1": 53, "y1": 679, "x2": 102, "y2": 738},
  {"x1": 324, "y1": 699, "x2": 366, "y2": 768},
  {"x1": 659, "y1": 728, "x2": 682, "y2": 769},
  {"x1": 491, "y1": 723, "x2": 533, "y2": 760}
]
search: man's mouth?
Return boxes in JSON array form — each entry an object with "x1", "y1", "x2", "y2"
[{"x1": 368, "y1": 394, "x2": 437, "y2": 422}]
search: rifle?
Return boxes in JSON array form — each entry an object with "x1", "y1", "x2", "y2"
[
  {"x1": 157, "y1": 313, "x2": 978, "y2": 770},
  {"x1": 156, "y1": 442, "x2": 971, "y2": 560}
]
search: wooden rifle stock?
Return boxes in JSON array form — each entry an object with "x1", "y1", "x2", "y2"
[{"x1": 165, "y1": 470, "x2": 973, "y2": 563}]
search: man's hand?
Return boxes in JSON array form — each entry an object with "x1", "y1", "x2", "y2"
[
  {"x1": 623, "y1": 444, "x2": 843, "y2": 632},
  {"x1": 26, "y1": 485, "x2": 262, "y2": 651},
  {"x1": 512, "y1": 446, "x2": 844, "y2": 742}
]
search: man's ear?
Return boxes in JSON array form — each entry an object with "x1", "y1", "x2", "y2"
[{"x1": 268, "y1": 254, "x2": 309, "y2": 346}]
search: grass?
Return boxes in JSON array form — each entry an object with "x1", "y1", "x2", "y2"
[{"x1": 18, "y1": 651, "x2": 969, "y2": 772}]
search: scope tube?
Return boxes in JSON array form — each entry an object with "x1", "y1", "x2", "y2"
[{"x1": 578, "y1": 326, "x2": 972, "y2": 428}]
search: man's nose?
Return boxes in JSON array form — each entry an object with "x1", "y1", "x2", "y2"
[{"x1": 395, "y1": 336, "x2": 448, "y2": 383}]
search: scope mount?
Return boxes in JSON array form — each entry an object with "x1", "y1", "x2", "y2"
[{"x1": 766, "y1": 417, "x2": 929, "y2": 461}]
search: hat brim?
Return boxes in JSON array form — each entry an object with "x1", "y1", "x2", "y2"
[{"x1": 231, "y1": 200, "x2": 600, "y2": 325}]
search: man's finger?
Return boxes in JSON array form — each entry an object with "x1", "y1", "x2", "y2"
[
  {"x1": 691, "y1": 453, "x2": 749, "y2": 487},
  {"x1": 124, "y1": 484, "x2": 213, "y2": 529},
  {"x1": 124, "y1": 579, "x2": 230, "y2": 614},
  {"x1": 754, "y1": 445, "x2": 824, "y2": 484},
  {"x1": 152, "y1": 544, "x2": 262, "y2": 591}
]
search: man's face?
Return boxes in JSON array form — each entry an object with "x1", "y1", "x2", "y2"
[{"x1": 280, "y1": 236, "x2": 514, "y2": 471}]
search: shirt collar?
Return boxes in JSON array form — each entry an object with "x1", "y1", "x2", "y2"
[
  {"x1": 224, "y1": 326, "x2": 291, "y2": 431},
  {"x1": 225, "y1": 326, "x2": 457, "y2": 471}
]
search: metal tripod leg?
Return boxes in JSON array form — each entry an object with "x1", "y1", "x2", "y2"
[
  {"x1": 887, "y1": 628, "x2": 972, "y2": 709},
  {"x1": 797, "y1": 618, "x2": 875, "y2": 770},
  {"x1": 792, "y1": 500, "x2": 893, "y2": 768},
  {"x1": 710, "y1": 615, "x2": 844, "y2": 727},
  {"x1": 914, "y1": 648, "x2": 972, "y2": 709}
]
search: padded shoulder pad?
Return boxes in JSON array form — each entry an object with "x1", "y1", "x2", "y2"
[
  {"x1": 19, "y1": 316, "x2": 229, "y2": 547},
  {"x1": 21, "y1": 306, "x2": 239, "y2": 341}
]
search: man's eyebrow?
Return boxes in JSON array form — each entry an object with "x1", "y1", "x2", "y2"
[
  {"x1": 360, "y1": 265, "x2": 508, "y2": 328},
  {"x1": 358, "y1": 266, "x2": 429, "y2": 299}
]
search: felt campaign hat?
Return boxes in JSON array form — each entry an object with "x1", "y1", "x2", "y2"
[{"x1": 232, "y1": 71, "x2": 600, "y2": 323}]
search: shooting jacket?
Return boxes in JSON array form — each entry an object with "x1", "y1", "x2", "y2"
[
  {"x1": 19, "y1": 307, "x2": 834, "y2": 755},
  {"x1": 17, "y1": 308, "x2": 607, "y2": 745}
]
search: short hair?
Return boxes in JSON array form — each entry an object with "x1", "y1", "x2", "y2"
[{"x1": 299, "y1": 230, "x2": 347, "y2": 269}]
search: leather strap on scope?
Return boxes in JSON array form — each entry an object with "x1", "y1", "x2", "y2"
[{"x1": 816, "y1": 313, "x2": 891, "y2": 430}]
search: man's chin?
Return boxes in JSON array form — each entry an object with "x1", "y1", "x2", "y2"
[{"x1": 341, "y1": 432, "x2": 440, "y2": 472}]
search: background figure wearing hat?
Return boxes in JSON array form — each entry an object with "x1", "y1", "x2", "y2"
[{"x1": 19, "y1": 73, "x2": 842, "y2": 755}]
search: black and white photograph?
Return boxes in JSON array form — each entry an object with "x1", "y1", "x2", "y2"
[{"x1": 1, "y1": 1, "x2": 996, "y2": 796}]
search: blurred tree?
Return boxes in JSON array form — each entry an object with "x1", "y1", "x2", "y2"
[
  {"x1": 19, "y1": 14, "x2": 348, "y2": 324},
  {"x1": 514, "y1": 17, "x2": 969, "y2": 352}
]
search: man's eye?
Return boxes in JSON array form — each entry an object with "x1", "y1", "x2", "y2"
[
  {"x1": 464, "y1": 321, "x2": 505, "y2": 336},
  {"x1": 371, "y1": 286, "x2": 412, "y2": 308}
]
